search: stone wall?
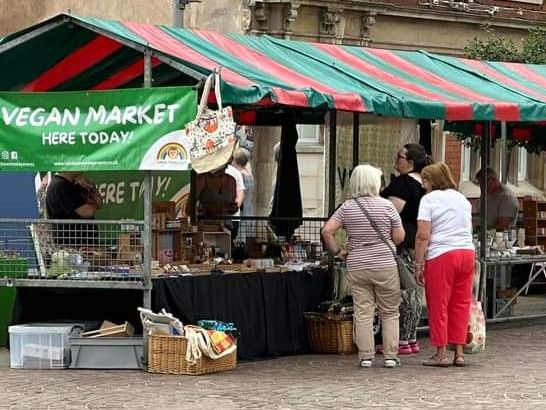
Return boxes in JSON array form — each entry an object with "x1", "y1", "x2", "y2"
[
  {"x1": 186, "y1": 0, "x2": 250, "y2": 32},
  {"x1": 0, "y1": 0, "x2": 171, "y2": 36}
]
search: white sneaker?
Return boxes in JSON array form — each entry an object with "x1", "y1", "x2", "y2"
[
  {"x1": 384, "y1": 358, "x2": 401, "y2": 368},
  {"x1": 359, "y1": 359, "x2": 373, "y2": 368}
]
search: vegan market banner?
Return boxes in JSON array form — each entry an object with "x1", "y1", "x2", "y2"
[{"x1": 0, "y1": 87, "x2": 196, "y2": 172}]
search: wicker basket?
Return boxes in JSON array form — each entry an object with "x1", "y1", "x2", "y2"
[
  {"x1": 147, "y1": 334, "x2": 237, "y2": 375},
  {"x1": 304, "y1": 312, "x2": 357, "y2": 354}
]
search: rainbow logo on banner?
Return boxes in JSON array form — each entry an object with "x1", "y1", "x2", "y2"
[{"x1": 156, "y1": 142, "x2": 188, "y2": 162}]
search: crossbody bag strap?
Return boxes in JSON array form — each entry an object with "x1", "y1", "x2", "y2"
[{"x1": 352, "y1": 198, "x2": 397, "y2": 259}]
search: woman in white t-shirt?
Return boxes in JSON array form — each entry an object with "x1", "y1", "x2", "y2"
[{"x1": 415, "y1": 163, "x2": 475, "y2": 367}]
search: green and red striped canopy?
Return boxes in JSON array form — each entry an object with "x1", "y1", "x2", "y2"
[{"x1": 3, "y1": 13, "x2": 546, "y2": 121}]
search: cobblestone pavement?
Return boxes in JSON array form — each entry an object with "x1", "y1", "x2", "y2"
[{"x1": 1, "y1": 319, "x2": 546, "y2": 410}]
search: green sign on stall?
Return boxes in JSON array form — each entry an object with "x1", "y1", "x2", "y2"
[
  {"x1": 0, "y1": 87, "x2": 196, "y2": 172},
  {"x1": 86, "y1": 171, "x2": 191, "y2": 220}
]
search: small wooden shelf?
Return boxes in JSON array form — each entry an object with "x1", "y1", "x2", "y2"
[{"x1": 523, "y1": 199, "x2": 546, "y2": 246}]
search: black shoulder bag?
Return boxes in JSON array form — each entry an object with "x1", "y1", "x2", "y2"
[{"x1": 353, "y1": 198, "x2": 417, "y2": 290}]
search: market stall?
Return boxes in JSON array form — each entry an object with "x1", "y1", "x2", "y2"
[
  {"x1": 0, "y1": 14, "x2": 339, "y2": 360},
  {"x1": 3, "y1": 13, "x2": 546, "y2": 359}
]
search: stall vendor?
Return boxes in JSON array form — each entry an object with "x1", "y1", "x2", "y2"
[
  {"x1": 45, "y1": 172, "x2": 102, "y2": 247},
  {"x1": 195, "y1": 167, "x2": 238, "y2": 218},
  {"x1": 475, "y1": 167, "x2": 519, "y2": 231}
]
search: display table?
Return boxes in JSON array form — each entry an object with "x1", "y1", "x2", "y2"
[
  {"x1": 10, "y1": 268, "x2": 332, "y2": 360},
  {"x1": 484, "y1": 255, "x2": 546, "y2": 319}
]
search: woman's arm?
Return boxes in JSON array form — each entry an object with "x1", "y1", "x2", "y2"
[
  {"x1": 414, "y1": 220, "x2": 431, "y2": 286},
  {"x1": 321, "y1": 218, "x2": 348, "y2": 260},
  {"x1": 392, "y1": 226, "x2": 405, "y2": 245},
  {"x1": 388, "y1": 196, "x2": 406, "y2": 213}
]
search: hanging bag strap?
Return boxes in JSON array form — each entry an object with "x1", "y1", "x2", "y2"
[
  {"x1": 195, "y1": 68, "x2": 223, "y2": 119},
  {"x1": 195, "y1": 73, "x2": 213, "y2": 119},
  {"x1": 352, "y1": 198, "x2": 397, "y2": 259},
  {"x1": 214, "y1": 69, "x2": 223, "y2": 110}
]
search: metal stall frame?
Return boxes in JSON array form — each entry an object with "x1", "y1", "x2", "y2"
[
  {"x1": 0, "y1": 28, "x2": 203, "y2": 363},
  {"x1": 478, "y1": 121, "x2": 546, "y2": 323}
]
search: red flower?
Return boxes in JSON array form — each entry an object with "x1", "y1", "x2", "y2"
[{"x1": 473, "y1": 123, "x2": 484, "y2": 136}]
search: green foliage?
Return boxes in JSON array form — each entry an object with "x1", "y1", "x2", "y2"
[
  {"x1": 521, "y1": 28, "x2": 546, "y2": 64},
  {"x1": 464, "y1": 28, "x2": 546, "y2": 64},
  {"x1": 464, "y1": 36, "x2": 521, "y2": 62}
]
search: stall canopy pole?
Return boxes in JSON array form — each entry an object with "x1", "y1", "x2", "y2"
[
  {"x1": 352, "y1": 113, "x2": 360, "y2": 169},
  {"x1": 142, "y1": 50, "x2": 153, "y2": 311},
  {"x1": 478, "y1": 121, "x2": 490, "y2": 303},
  {"x1": 500, "y1": 121, "x2": 508, "y2": 184},
  {"x1": 328, "y1": 111, "x2": 337, "y2": 215}
]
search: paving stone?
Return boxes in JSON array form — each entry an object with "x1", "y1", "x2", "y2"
[{"x1": 1, "y1": 318, "x2": 546, "y2": 409}]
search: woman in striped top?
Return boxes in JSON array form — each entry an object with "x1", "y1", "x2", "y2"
[{"x1": 322, "y1": 164, "x2": 405, "y2": 368}]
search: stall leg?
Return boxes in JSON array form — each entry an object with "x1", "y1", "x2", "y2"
[
  {"x1": 142, "y1": 52, "x2": 153, "y2": 368},
  {"x1": 478, "y1": 121, "x2": 490, "y2": 304}
]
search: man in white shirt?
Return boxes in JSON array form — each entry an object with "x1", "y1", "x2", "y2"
[{"x1": 225, "y1": 163, "x2": 245, "y2": 216}]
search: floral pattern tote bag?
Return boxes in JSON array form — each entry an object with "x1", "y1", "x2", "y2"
[{"x1": 186, "y1": 70, "x2": 237, "y2": 174}]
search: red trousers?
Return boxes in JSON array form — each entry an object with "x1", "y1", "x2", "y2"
[{"x1": 424, "y1": 249, "x2": 475, "y2": 347}]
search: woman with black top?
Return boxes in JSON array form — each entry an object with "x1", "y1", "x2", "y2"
[{"x1": 379, "y1": 143, "x2": 429, "y2": 355}]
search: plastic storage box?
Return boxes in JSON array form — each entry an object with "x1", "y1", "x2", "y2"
[
  {"x1": 69, "y1": 336, "x2": 143, "y2": 369},
  {"x1": 9, "y1": 324, "x2": 82, "y2": 369}
]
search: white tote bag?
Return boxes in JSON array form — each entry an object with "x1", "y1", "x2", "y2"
[
  {"x1": 464, "y1": 261, "x2": 486, "y2": 354},
  {"x1": 185, "y1": 71, "x2": 237, "y2": 174},
  {"x1": 464, "y1": 298, "x2": 486, "y2": 354}
]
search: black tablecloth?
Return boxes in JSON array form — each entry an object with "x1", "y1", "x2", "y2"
[{"x1": 11, "y1": 269, "x2": 332, "y2": 360}]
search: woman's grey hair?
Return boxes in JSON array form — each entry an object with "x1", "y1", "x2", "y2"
[
  {"x1": 233, "y1": 147, "x2": 251, "y2": 167},
  {"x1": 350, "y1": 164, "x2": 383, "y2": 198}
]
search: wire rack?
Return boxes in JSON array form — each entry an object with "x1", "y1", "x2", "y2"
[
  {"x1": 0, "y1": 218, "x2": 146, "y2": 288},
  {"x1": 199, "y1": 216, "x2": 327, "y2": 261}
]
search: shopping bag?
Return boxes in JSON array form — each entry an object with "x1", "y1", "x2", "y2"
[
  {"x1": 464, "y1": 260, "x2": 485, "y2": 353},
  {"x1": 186, "y1": 70, "x2": 237, "y2": 174},
  {"x1": 464, "y1": 298, "x2": 486, "y2": 354}
]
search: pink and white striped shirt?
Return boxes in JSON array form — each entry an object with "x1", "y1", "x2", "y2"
[{"x1": 331, "y1": 197, "x2": 402, "y2": 271}]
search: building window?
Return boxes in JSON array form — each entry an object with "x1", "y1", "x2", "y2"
[
  {"x1": 296, "y1": 124, "x2": 322, "y2": 145},
  {"x1": 460, "y1": 138, "x2": 481, "y2": 182},
  {"x1": 461, "y1": 141, "x2": 529, "y2": 184},
  {"x1": 461, "y1": 141, "x2": 472, "y2": 181},
  {"x1": 510, "y1": 0, "x2": 543, "y2": 5},
  {"x1": 517, "y1": 147, "x2": 528, "y2": 182}
]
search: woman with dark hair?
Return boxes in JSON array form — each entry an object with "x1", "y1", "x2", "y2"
[
  {"x1": 415, "y1": 163, "x2": 475, "y2": 367},
  {"x1": 379, "y1": 143, "x2": 430, "y2": 355}
]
